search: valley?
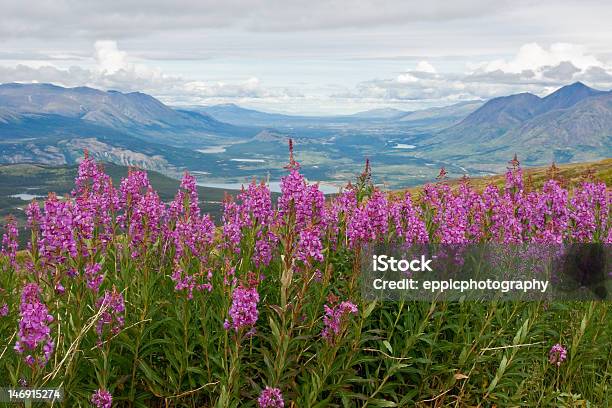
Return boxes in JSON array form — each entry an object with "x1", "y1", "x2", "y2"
[{"x1": 1, "y1": 82, "x2": 611, "y2": 191}]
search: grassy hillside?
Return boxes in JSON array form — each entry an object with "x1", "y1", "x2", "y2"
[{"x1": 401, "y1": 158, "x2": 612, "y2": 195}]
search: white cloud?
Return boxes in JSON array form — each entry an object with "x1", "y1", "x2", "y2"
[
  {"x1": 478, "y1": 43, "x2": 604, "y2": 75},
  {"x1": 342, "y1": 42, "x2": 612, "y2": 104},
  {"x1": 94, "y1": 40, "x2": 129, "y2": 74},
  {"x1": 0, "y1": 41, "x2": 292, "y2": 103},
  {"x1": 415, "y1": 61, "x2": 436, "y2": 74}
]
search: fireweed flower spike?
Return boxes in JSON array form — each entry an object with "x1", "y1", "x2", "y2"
[
  {"x1": 321, "y1": 301, "x2": 358, "y2": 343},
  {"x1": 91, "y1": 389, "x2": 113, "y2": 408},
  {"x1": 0, "y1": 303, "x2": 8, "y2": 317},
  {"x1": 95, "y1": 288, "x2": 125, "y2": 346},
  {"x1": 85, "y1": 262, "x2": 104, "y2": 293},
  {"x1": 296, "y1": 227, "x2": 324, "y2": 264},
  {"x1": 1, "y1": 216, "x2": 19, "y2": 267},
  {"x1": 14, "y1": 283, "x2": 54, "y2": 367},
  {"x1": 257, "y1": 386, "x2": 284, "y2": 408},
  {"x1": 549, "y1": 343, "x2": 568, "y2": 366},
  {"x1": 224, "y1": 285, "x2": 259, "y2": 332}
]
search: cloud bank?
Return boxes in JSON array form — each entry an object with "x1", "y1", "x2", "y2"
[{"x1": 338, "y1": 43, "x2": 612, "y2": 104}]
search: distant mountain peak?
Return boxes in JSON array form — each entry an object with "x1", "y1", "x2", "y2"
[
  {"x1": 566, "y1": 81, "x2": 589, "y2": 89},
  {"x1": 538, "y1": 81, "x2": 603, "y2": 113},
  {"x1": 547, "y1": 81, "x2": 598, "y2": 95}
]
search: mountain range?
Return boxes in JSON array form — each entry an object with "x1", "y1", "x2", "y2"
[
  {"x1": 192, "y1": 100, "x2": 483, "y2": 129},
  {"x1": 0, "y1": 81, "x2": 610, "y2": 188},
  {"x1": 0, "y1": 83, "x2": 258, "y2": 172},
  {"x1": 422, "y1": 82, "x2": 612, "y2": 167}
]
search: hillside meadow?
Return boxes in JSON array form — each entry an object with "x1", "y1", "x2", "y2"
[{"x1": 0, "y1": 148, "x2": 610, "y2": 407}]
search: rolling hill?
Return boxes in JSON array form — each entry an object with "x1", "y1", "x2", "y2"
[{"x1": 0, "y1": 83, "x2": 242, "y2": 133}]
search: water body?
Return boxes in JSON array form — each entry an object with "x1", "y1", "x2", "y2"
[
  {"x1": 230, "y1": 158, "x2": 266, "y2": 163},
  {"x1": 198, "y1": 181, "x2": 341, "y2": 195},
  {"x1": 197, "y1": 146, "x2": 227, "y2": 154},
  {"x1": 10, "y1": 193, "x2": 45, "y2": 201}
]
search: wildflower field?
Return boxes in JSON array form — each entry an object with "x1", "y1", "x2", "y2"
[{"x1": 0, "y1": 147, "x2": 611, "y2": 407}]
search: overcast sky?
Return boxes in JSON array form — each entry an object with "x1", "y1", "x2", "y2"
[{"x1": 1, "y1": 0, "x2": 612, "y2": 114}]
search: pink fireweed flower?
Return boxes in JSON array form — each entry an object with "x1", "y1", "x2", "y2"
[
  {"x1": 91, "y1": 389, "x2": 112, "y2": 408},
  {"x1": 321, "y1": 301, "x2": 358, "y2": 343},
  {"x1": 390, "y1": 192, "x2": 428, "y2": 244},
  {"x1": 422, "y1": 183, "x2": 471, "y2": 244},
  {"x1": 179, "y1": 171, "x2": 201, "y2": 218},
  {"x1": 1, "y1": 217, "x2": 19, "y2": 267},
  {"x1": 347, "y1": 191, "x2": 389, "y2": 247},
  {"x1": 14, "y1": 283, "x2": 54, "y2": 367},
  {"x1": 167, "y1": 177, "x2": 215, "y2": 298},
  {"x1": 296, "y1": 227, "x2": 324, "y2": 264},
  {"x1": 325, "y1": 189, "x2": 357, "y2": 240},
  {"x1": 170, "y1": 265, "x2": 213, "y2": 299},
  {"x1": 0, "y1": 303, "x2": 8, "y2": 317},
  {"x1": 72, "y1": 154, "x2": 119, "y2": 249},
  {"x1": 528, "y1": 180, "x2": 569, "y2": 243},
  {"x1": 169, "y1": 215, "x2": 215, "y2": 297},
  {"x1": 258, "y1": 386, "x2": 284, "y2": 408},
  {"x1": 239, "y1": 182, "x2": 275, "y2": 227},
  {"x1": 549, "y1": 343, "x2": 567, "y2": 366},
  {"x1": 457, "y1": 181, "x2": 485, "y2": 241},
  {"x1": 95, "y1": 288, "x2": 125, "y2": 345},
  {"x1": 278, "y1": 169, "x2": 326, "y2": 229},
  {"x1": 119, "y1": 169, "x2": 151, "y2": 209},
  {"x1": 253, "y1": 230, "x2": 278, "y2": 268},
  {"x1": 26, "y1": 200, "x2": 42, "y2": 231},
  {"x1": 224, "y1": 286, "x2": 259, "y2": 332},
  {"x1": 505, "y1": 156, "x2": 524, "y2": 197},
  {"x1": 54, "y1": 283, "x2": 65, "y2": 295},
  {"x1": 222, "y1": 182, "x2": 276, "y2": 256},
  {"x1": 85, "y1": 262, "x2": 104, "y2": 292},
  {"x1": 38, "y1": 194, "x2": 77, "y2": 266},
  {"x1": 126, "y1": 187, "x2": 166, "y2": 258},
  {"x1": 482, "y1": 185, "x2": 522, "y2": 243},
  {"x1": 221, "y1": 198, "x2": 243, "y2": 254},
  {"x1": 569, "y1": 181, "x2": 608, "y2": 242}
]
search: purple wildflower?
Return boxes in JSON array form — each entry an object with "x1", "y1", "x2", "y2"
[
  {"x1": 224, "y1": 286, "x2": 259, "y2": 332},
  {"x1": 91, "y1": 389, "x2": 113, "y2": 408},
  {"x1": 549, "y1": 343, "x2": 567, "y2": 366},
  {"x1": 253, "y1": 230, "x2": 278, "y2": 268},
  {"x1": 569, "y1": 181, "x2": 608, "y2": 242},
  {"x1": 347, "y1": 191, "x2": 389, "y2": 247},
  {"x1": 1, "y1": 217, "x2": 19, "y2": 267},
  {"x1": 38, "y1": 194, "x2": 77, "y2": 266},
  {"x1": 296, "y1": 227, "x2": 324, "y2": 264},
  {"x1": 257, "y1": 386, "x2": 284, "y2": 408},
  {"x1": 95, "y1": 288, "x2": 125, "y2": 345},
  {"x1": 0, "y1": 303, "x2": 8, "y2": 317},
  {"x1": 321, "y1": 301, "x2": 358, "y2": 343},
  {"x1": 390, "y1": 193, "x2": 428, "y2": 244},
  {"x1": 85, "y1": 263, "x2": 104, "y2": 292},
  {"x1": 14, "y1": 283, "x2": 54, "y2": 367}
]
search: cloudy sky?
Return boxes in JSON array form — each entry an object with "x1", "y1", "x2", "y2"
[{"x1": 1, "y1": 0, "x2": 612, "y2": 114}]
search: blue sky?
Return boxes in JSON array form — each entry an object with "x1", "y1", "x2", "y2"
[{"x1": 1, "y1": 0, "x2": 611, "y2": 114}]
